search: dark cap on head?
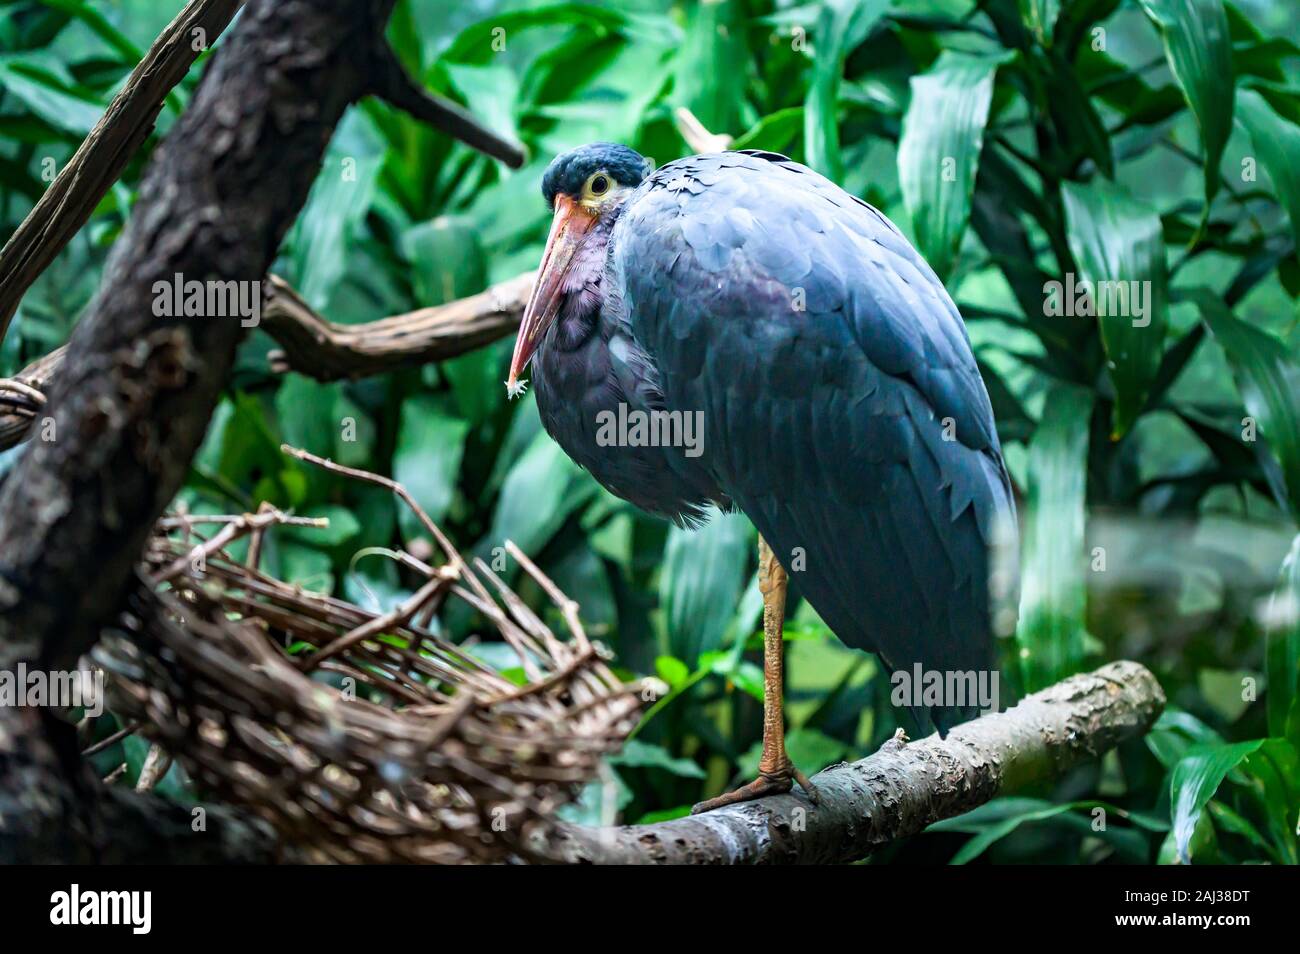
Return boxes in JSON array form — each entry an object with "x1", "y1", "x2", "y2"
[{"x1": 541, "y1": 142, "x2": 651, "y2": 207}]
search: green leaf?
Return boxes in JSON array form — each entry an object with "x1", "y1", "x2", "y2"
[
  {"x1": 39, "y1": 0, "x2": 141, "y2": 62},
  {"x1": 935, "y1": 797, "x2": 1156, "y2": 864},
  {"x1": 279, "y1": 542, "x2": 334, "y2": 595},
  {"x1": 1206, "y1": 801, "x2": 1275, "y2": 860},
  {"x1": 0, "y1": 56, "x2": 102, "y2": 136},
  {"x1": 659, "y1": 511, "x2": 753, "y2": 667},
  {"x1": 654, "y1": 655, "x2": 690, "y2": 690},
  {"x1": 731, "y1": 107, "x2": 804, "y2": 155},
  {"x1": 488, "y1": 431, "x2": 597, "y2": 556},
  {"x1": 1265, "y1": 535, "x2": 1300, "y2": 743},
  {"x1": 897, "y1": 51, "x2": 1008, "y2": 281},
  {"x1": 283, "y1": 505, "x2": 362, "y2": 548},
  {"x1": 1146, "y1": 707, "x2": 1225, "y2": 769},
  {"x1": 1018, "y1": 383, "x2": 1093, "y2": 691},
  {"x1": 286, "y1": 151, "x2": 381, "y2": 310},
  {"x1": 401, "y1": 215, "x2": 487, "y2": 307},
  {"x1": 392, "y1": 395, "x2": 470, "y2": 539},
  {"x1": 1140, "y1": 0, "x2": 1234, "y2": 211},
  {"x1": 805, "y1": 0, "x2": 891, "y2": 183},
  {"x1": 1170, "y1": 739, "x2": 1264, "y2": 864},
  {"x1": 1019, "y1": 0, "x2": 1060, "y2": 45},
  {"x1": 1196, "y1": 289, "x2": 1300, "y2": 520},
  {"x1": 1236, "y1": 89, "x2": 1300, "y2": 262},
  {"x1": 673, "y1": 0, "x2": 747, "y2": 136},
  {"x1": 1061, "y1": 177, "x2": 1169, "y2": 437},
  {"x1": 608, "y1": 739, "x2": 705, "y2": 779},
  {"x1": 1241, "y1": 739, "x2": 1300, "y2": 864}
]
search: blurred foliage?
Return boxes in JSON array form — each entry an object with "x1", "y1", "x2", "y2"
[{"x1": 3, "y1": 0, "x2": 1300, "y2": 864}]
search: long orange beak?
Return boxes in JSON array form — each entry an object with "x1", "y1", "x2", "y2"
[{"x1": 507, "y1": 194, "x2": 594, "y2": 397}]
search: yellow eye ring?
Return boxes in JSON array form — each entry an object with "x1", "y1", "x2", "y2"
[{"x1": 588, "y1": 173, "x2": 611, "y2": 196}]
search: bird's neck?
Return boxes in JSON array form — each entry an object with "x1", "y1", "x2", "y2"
[{"x1": 548, "y1": 214, "x2": 616, "y2": 352}]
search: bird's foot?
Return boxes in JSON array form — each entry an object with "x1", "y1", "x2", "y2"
[{"x1": 690, "y1": 760, "x2": 820, "y2": 814}]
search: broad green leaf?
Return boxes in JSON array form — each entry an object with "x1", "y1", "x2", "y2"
[
  {"x1": 282, "y1": 505, "x2": 362, "y2": 548},
  {"x1": 731, "y1": 107, "x2": 804, "y2": 155},
  {"x1": 39, "y1": 0, "x2": 140, "y2": 62},
  {"x1": 805, "y1": 0, "x2": 891, "y2": 183},
  {"x1": 1265, "y1": 535, "x2": 1300, "y2": 743},
  {"x1": 393, "y1": 395, "x2": 470, "y2": 539},
  {"x1": 1145, "y1": 707, "x2": 1225, "y2": 768},
  {"x1": 437, "y1": 4, "x2": 630, "y2": 66},
  {"x1": 608, "y1": 739, "x2": 705, "y2": 779},
  {"x1": 1196, "y1": 290, "x2": 1300, "y2": 520},
  {"x1": 401, "y1": 215, "x2": 487, "y2": 307},
  {"x1": 1061, "y1": 178, "x2": 1169, "y2": 437},
  {"x1": 1206, "y1": 801, "x2": 1275, "y2": 861},
  {"x1": 1170, "y1": 739, "x2": 1263, "y2": 863},
  {"x1": 1140, "y1": 0, "x2": 1234, "y2": 212},
  {"x1": 0, "y1": 56, "x2": 102, "y2": 136},
  {"x1": 659, "y1": 510, "x2": 753, "y2": 667},
  {"x1": 930, "y1": 797, "x2": 1155, "y2": 864},
  {"x1": 673, "y1": 0, "x2": 747, "y2": 136},
  {"x1": 1019, "y1": 0, "x2": 1059, "y2": 44},
  {"x1": 1017, "y1": 383, "x2": 1092, "y2": 691},
  {"x1": 1241, "y1": 739, "x2": 1300, "y2": 864},
  {"x1": 286, "y1": 150, "x2": 381, "y2": 310},
  {"x1": 654, "y1": 655, "x2": 690, "y2": 690},
  {"x1": 1236, "y1": 90, "x2": 1300, "y2": 262},
  {"x1": 897, "y1": 50, "x2": 1007, "y2": 281},
  {"x1": 1041, "y1": 48, "x2": 1113, "y2": 177},
  {"x1": 489, "y1": 431, "x2": 598, "y2": 556},
  {"x1": 279, "y1": 542, "x2": 334, "y2": 595},
  {"x1": 443, "y1": 61, "x2": 521, "y2": 156}
]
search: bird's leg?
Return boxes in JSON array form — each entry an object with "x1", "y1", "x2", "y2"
[{"x1": 690, "y1": 536, "x2": 820, "y2": 814}]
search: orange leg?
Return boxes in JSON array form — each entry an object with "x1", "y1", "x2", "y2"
[{"x1": 691, "y1": 536, "x2": 820, "y2": 814}]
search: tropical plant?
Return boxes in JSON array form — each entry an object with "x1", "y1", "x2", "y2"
[{"x1": 2, "y1": 0, "x2": 1298, "y2": 863}]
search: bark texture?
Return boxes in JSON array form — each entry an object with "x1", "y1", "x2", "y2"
[
  {"x1": 0, "y1": 0, "x2": 392, "y2": 668},
  {"x1": 545, "y1": 661, "x2": 1164, "y2": 864},
  {"x1": 0, "y1": 0, "x2": 400, "y2": 862}
]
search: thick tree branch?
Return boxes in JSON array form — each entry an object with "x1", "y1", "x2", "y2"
[
  {"x1": 545, "y1": 661, "x2": 1164, "y2": 864},
  {"x1": 0, "y1": 0, "x2": 244, "y2": 338},
  {"x1": 0, "y1": 0, "x2": 409, "y2": 860}
]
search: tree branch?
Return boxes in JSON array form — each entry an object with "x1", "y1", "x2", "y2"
[
  {"x1": 0, "y1": 0, "x2": 410, "y2": 861},
  {"x1": 0, "y1": 0, "x2": 244, "y2": 338},
  {"x1": 261, "y1": 270, "x2": 532, "y2": 380},
  {"x1": 368, "y1": 44, "x2": 526, "y2": 168},
  {"x1": 544, "y1": 661, "x2": 1165, "y2": 864},
  {"x1": 0, "y1": 269, "x2": 532, "y2": 448}
]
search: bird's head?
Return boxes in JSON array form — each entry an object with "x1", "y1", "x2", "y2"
[{"x1": 507, "y1": 143, "x2": 651, "y2": 397}]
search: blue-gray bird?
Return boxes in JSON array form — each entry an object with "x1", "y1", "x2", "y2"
[{"x1": 507, "y1": 143, "x2": 1018, "y2": 812}]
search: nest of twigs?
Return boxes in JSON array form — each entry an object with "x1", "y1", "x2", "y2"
[{"x1": 94, "y1": 445, "x2": 657, "y2": 863}]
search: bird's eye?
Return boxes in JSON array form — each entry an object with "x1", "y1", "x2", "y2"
[{"x1": 589, "y1": 174, "x2": 610, "y2": 196}]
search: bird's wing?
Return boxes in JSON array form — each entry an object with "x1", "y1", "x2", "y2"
[{"x1": 613, "y1": 151, "x2": 1018, "y2": 731}]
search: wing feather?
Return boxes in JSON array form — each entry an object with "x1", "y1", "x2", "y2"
[{"x1": 614, "y1": 151, "x2": 1018, "y2": 732}]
